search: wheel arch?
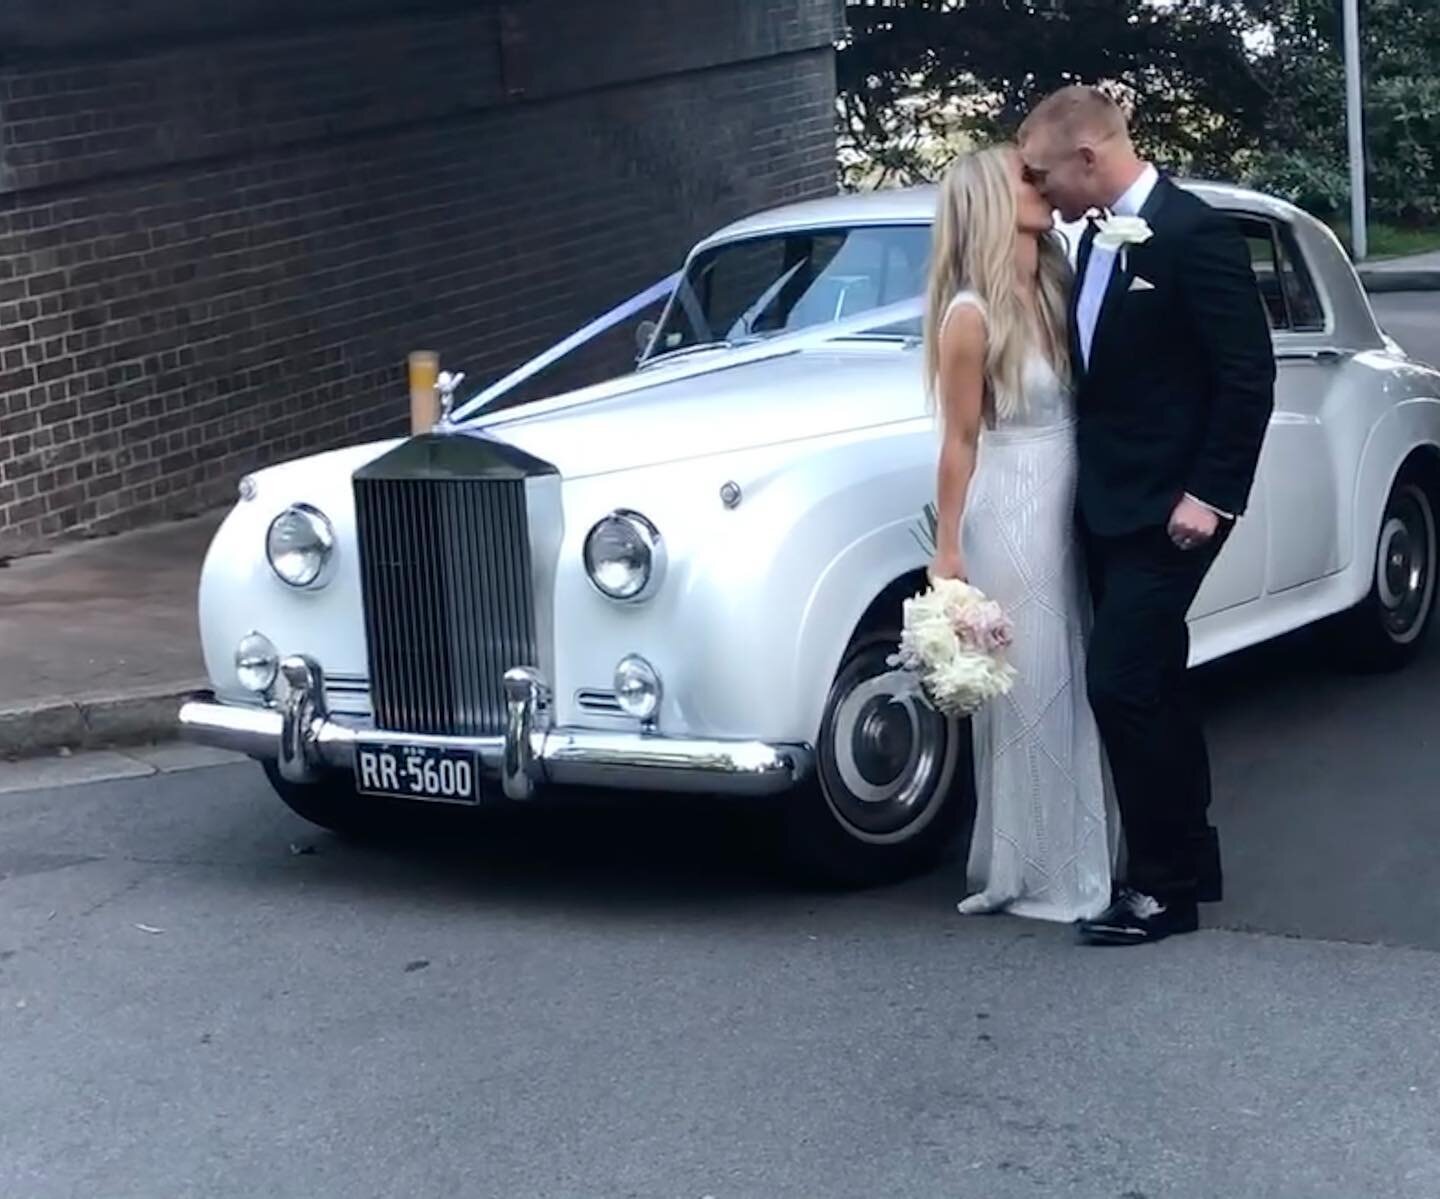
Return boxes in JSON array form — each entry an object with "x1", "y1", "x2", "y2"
[
  {"x1": 1347, "y1": 398, "x2": 1440, "y2": 608},
  {"x1": 855, "y1": 568, "x2": 931, "y2": 637},
  {"x1": 791, "y1": 532, "x2": 930, "y2": 741}
]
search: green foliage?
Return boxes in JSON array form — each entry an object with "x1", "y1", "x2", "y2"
[
  {"x1": 1240, "y1": 0, "x2": 1440, "y2": 222},
  {"x1": 837, "y1": 0, "x2": 1268, "y2": 189},
  {"x1": 840, "y1": 0, "x2": 1440, "y2": 230}
]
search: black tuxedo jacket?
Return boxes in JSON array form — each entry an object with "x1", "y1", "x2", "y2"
[{"x1": 1071, "y1": 175, "x2": 1276, "y2": 537}]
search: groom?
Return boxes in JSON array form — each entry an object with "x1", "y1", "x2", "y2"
[{"x1": 1018, "y1": 87, "x2": 1275, "y2": 945}]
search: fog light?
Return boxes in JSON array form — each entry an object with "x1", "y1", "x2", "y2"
[
  {"x1": 235, "y1": 631, "x2": 279, "y2": 694},
  {"x1": 614, "y1": 654, "x2": 662, "y2": 721}
]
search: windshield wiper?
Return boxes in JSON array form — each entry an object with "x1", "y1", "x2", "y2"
[{"x1": 642, "y1": 338, "x2": 735, "y2": 366}]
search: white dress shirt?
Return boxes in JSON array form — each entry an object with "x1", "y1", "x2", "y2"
[{"x1": 1075, "y1": 162, "x2": 1158, "y2": 368}]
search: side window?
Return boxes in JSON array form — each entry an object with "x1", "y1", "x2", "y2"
[
  {"x1": 1275, "y1": 225, "x2": 1325, "y2": 331},
  {"x1": 1235, "y1": 216, "x2": 1288, "y2": 330},
  {"x1": 1231, "y1": 214, "x2": 1325, "y2": 333}
]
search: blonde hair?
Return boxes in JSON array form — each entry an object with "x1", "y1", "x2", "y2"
[
  {"x1": 1019, "y1": 84, "x2": 1129, "y2": 148},
  {"x1": 923, "y1": 146, "x2": 1072, "y2": 423}
]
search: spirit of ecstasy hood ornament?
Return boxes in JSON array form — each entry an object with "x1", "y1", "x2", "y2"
[{"x1": 436, "y1": 370, "x2": 466, "y2": 427}]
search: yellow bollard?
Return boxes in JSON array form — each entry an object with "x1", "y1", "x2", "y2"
[{"x1": 408, "y1": 350, "x2": 439, "y2": 433}]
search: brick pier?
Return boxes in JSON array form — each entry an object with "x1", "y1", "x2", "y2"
[{"x1": 0, "y1": 0, "x2": 843, "y2": 554}]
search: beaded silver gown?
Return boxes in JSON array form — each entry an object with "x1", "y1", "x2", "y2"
[{"x1": 945, "y1": 292, "x2": 1118, "y2": 922}]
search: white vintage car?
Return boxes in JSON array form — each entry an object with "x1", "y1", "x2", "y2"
[{"x1": 180, "y1": 181, "x2": 1440, "y2": 883}]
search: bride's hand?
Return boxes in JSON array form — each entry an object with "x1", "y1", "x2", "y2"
[{"x1": 929, "y1": 547, "x2": 966, "y2": 582}]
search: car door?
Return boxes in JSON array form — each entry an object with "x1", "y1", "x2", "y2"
[
  {"x1": 1189, "y1": 215, "x2": 1278, "y2": 617},
  {"x1": 1251, "y1": 215, "x2": 1346, "y2": 594},
  {"x1": 1191, "y1": 212, "x2": 1342, "y2": 618}
]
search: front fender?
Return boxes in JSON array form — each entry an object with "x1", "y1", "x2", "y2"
[
  {"x1": 550, "y1": 424, "x2": 934, "y2": 744},
  {"x1": 790, "y1": 512, "x2": 928, "y2": 739},
  {"x1": 197, "y1": 440, "x2": 396, "y2": 705},
  {"x1": 683, "y1": 426, "x2": 932, "y2": 742}
]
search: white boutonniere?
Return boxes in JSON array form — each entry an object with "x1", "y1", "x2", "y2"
[{"x1": 1094, "y1": 214, "x2": 1153, "y2": 271}]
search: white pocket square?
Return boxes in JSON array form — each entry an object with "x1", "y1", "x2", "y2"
[{"x1": 1128, "y1": 275, "x2": 1156, "y2": 291}]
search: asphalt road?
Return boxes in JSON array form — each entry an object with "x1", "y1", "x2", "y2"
[
  {"x1": 1373, "y1": 290, "x2": 1440, "y2": 368},
  {"x1": 3, "y1": 292, "x2": 1440, "y2": 1198},
  {"x1": 3, "y1": 657, "x2": 1440, "y2": 1199},
  {"x1": 5, "y1": 606, "x2": 1440, "y2": 1198}
]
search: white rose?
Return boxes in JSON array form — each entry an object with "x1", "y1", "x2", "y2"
[
  {"x1": 910, "y1": 619, "x2": 959, "y2": 668},
  {"x1": 1093, "y1": 214, "x2": 1153, "y2": 251}
]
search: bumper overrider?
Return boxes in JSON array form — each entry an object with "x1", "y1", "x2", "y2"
[{"x1": 178, "y1": 656, "x2": 813, "y2": 800}]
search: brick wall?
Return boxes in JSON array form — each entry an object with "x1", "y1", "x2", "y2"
[{"x1": 0, "y1": 0, "x2": 843, "y2": 554}]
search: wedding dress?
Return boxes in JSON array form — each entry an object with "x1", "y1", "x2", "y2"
[{"x1": 944, "y1": 292, "x2": 1118, "y2": 923}]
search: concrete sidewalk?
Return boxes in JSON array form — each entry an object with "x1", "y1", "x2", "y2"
[
  {"x1": 1359, "y1": 247, "x2": 1440, "y2": 293},
  {"x1": 0, "y1": 512, "x2": 222, "y2": 758},
  {"x1": 1368, "y1": 248, "x2": 1440, "y2": 271}
]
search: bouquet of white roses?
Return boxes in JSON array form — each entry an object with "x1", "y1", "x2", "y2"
[{"x1": 887, "y1": 576, "x2": 1017, "y2": 718}]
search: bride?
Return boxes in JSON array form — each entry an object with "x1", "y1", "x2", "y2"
[{"x1": 923, "y1": 145, "x2": 1117, "y2": 923}]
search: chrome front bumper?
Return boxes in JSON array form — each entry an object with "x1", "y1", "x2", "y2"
[{"x1": 178, "y1": 657, "x2": 811, "y2": 800}]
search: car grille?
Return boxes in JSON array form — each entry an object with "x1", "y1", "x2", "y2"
[{"x1": 353, "y1": 476, "x2": 536, "y2": 736}]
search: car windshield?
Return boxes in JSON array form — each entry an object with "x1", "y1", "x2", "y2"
[{"x1": 646, "y1": 223, "x2": 931, "y2": 359}]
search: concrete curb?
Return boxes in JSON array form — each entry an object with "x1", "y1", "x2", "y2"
[
  {"x1": 0, "y1": 682, "x2": 206, "y2": 760},
  {"x1": 1359, "y1": 268, "x2": 1440, "y2": 293}
]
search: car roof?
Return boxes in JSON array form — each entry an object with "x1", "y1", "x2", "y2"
[{"x1": 695, "y1": 180, "x2": 1312, "y2": 248}]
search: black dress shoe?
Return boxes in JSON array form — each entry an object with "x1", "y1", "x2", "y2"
[{"x1": 1077, "y1": 888, "x2": 1199, "y2": 946}]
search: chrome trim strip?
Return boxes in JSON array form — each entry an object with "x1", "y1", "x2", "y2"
[
  {"x1": 1274, "y1": 345, "x2": 1349, "y2": 362},
  {"x1": 179, "y1": 666, "x2": 810, "y2": 798},
  {"x1": 177, "y1": 701, "x2": 284, "y2": 757},
  {"x1": 576, "y1": 688, "x2": 623, "y2": 713},
  {"x1": 540, "y1": 731, "x2": 812, "y2": 795},
  {"x1": 525, "y1": 471, "x2": 563, "y2": 697}
]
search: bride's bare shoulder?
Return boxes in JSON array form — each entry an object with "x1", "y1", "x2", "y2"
[
  {"x1": 942, "y1": 289, "x2": 988, "y2": 325},
  {"x1": 940, "y1": 291, "x2": 987, "y2": 348}
]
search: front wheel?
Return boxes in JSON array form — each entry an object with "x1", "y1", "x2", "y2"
[
  {"x1": 1336, "y1": 472, "x2": 1438, "y2": 671},
  {"x1": 783, "y1": 630, "x2": 973, "y2": 886}
]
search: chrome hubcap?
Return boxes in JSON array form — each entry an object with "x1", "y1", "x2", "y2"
[
  {"x1": 822, "y1": 662, "x2": 956, "y2": 843},
  {"x1": 1377, "y1": 484, "x2": 1436, "y2": 644}
]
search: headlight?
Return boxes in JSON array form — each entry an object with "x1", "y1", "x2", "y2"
[
  {"x1": 584, "y1": 510, "x2": 665, "y2": 601},
  {"x1": 266, "y1": 504, "x2": 335, "y2": 589}
]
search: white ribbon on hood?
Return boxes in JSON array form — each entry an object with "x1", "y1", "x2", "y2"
[
  {"x1": 448, "y1": 272, "x2": 682, "y2": 425},
  {"x1": 449, "y1": 280, "x2": 925, "y2": 431}
]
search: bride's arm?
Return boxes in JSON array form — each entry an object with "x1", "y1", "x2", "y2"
[{"x1": 931, "y1": 303, "x2": 987, "y2": 580}]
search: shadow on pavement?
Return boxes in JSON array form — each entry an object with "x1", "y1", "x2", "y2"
[
  {"x1": 201, "y1": 617, "x2": 1440, "y2": 949},
  {"x1": 1193, "y1": 621, "x2": 1440, "y2": 951}
]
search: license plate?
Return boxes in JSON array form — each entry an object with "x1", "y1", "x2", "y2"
[{"x1": 355, "y1": 743, "x2": 481, "y2": 805}]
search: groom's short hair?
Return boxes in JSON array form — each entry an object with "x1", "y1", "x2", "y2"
[{"x1": 1020, "y1": 85, "x2": 1129, "y2": 146}]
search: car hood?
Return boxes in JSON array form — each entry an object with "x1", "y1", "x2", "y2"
[
  {"x1": 465, "y1": 344, "x2": 925, "y2": 477},
  {"x1": 243, "y1": 343, "x2": 927, "y2": 502}
]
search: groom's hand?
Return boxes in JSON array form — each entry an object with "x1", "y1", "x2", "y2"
[{"x1": 1168, "y1": 495, "x2": 1219, "y2": 551}]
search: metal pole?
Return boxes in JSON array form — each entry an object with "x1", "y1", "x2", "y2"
[{"x1": 1342, "y1": 0, "x2": 1367, "y2": 261}]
